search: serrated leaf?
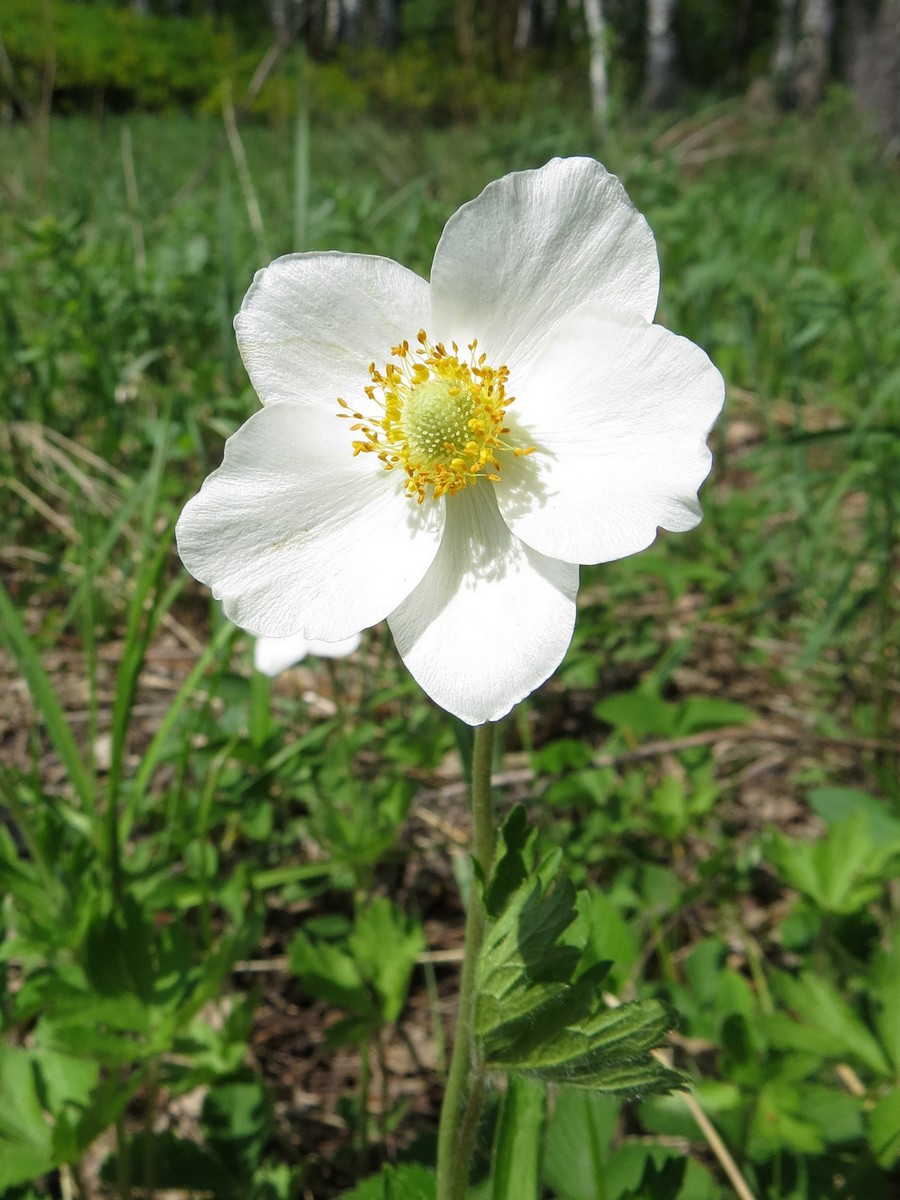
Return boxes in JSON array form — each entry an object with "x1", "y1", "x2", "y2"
[
  {"x1": 479, "y1": 876, "x2": 581, "y2": 1014},
  {"x1": 288, "y1": 931, "x2": 372, "y2": 1017},
  {"x1": 771, "y1": 971, "x2": 891, "y2": 1077},
  {"x1": 606, "y1": 1142, "x2": 687, "y2": 1200},
  {"x1": 478, "y1": 961, "x2": 610, "y2": 1063},
  {"x1": 484, "y1": 805, "x2": 531, "y2": 916},
  {"x1": 476, "y1": 821, "x2": 680, "y2": 1097},
  {"x1": 349, "y1": 897, "x2": 425, "y2": 1022},
  {"x1": 339, "y1": 1163, "x2": 435, "y2": 1199},
  {"x1": 36, "y1": 991, "x2": 160, "y2": 1066},
  {"x1": 767, "y1": 814, "x2": 895, "y2": 914}
]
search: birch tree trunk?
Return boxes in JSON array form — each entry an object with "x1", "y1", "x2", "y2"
[
  {"x1": 374, "y1": 0, "x2": 399, "y2": 50},
  {"x1": 270, "y1": 0, "x2": 288, "y2": 35},
  {"x1": 582, "y1": 0, "x2": 608, "y2": 139},
  {"x1": 454, "y1": 0, "x2": 477, "y2": 66},
  {"x1": 515, "y1": 0, "x2": 534, "y2": 52},
  {"x1": 846, "y1": 0, "x2": 900, "y2": 144},
  {"x1": 342, "y1": 0, "x2": 362, "y2": 46},
  {"x1": 324, "y1": 0, "x2": 342, "y2": 48},
  {"x1": 772, "y1": 0, "x2": 798, "y2": 96},
  {"x1": 644, "y1": 0, "x2": 679, "y2": 109},
  {"x1": 794, "y1": 0, "x2": 835, "y2": 112}
]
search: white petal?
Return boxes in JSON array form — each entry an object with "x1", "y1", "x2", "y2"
[
  {"x1": 253, "y1": 630, "x2": 361, "y2": 676},
  {"x1": 234, "y1": 252, "x2": 430, "y2": 410},
  {"x1": 429, "y1": 158, "x2": 659, "y2": 369},
  {"x1": 176, "y1": 403, "x2": 443, "y2": 640},
  {"x1": 388, "y1": 487, "x2": 578, "y2": 725},
  {"x1": 495, "y1": 306, "x2": 725, "y2": 565},
  {"x1": 304, "y1": 633, "x2": 362, "y2": 659}
]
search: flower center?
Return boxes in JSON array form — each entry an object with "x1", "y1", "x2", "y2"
[{"x1": 338, "y1": 331, "x2": 533, "y2": 504}]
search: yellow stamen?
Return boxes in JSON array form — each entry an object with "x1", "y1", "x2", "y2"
[{"x1": 337, "y1": 330, "x2": 534, "y2": 504}]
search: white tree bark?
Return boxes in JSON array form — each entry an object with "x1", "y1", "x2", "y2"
[
  {"x1": 324, "y1": 0, "x2": 342, "y2": 47},
  {"x1": 582, "y1": 0, "x2": 608, "y2": 139},
  {"x1": 772, "y1": 0, "x2": 798, "y2": 86},
  {"x1": 343, "y1": 0, "x2": 361, "y2": 45},
  {"x1": 795, "y1": 0, "x2": 835, "y2": 111},
  {"x1": 644, "y1": 0, "x2": 679, "y2": 109},
  {"x1": 515, "y1": 0, "x2": 533, "y2": 51},
  {"x1": 846, "y1": 0, "x2": 900, "y2": 144}
]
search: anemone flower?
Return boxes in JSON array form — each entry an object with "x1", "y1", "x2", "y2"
[{"x1": 176, "y1": 158, "x2": 724, "y2": 724}]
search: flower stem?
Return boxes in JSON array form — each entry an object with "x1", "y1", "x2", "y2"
[{"x1": 436, "y1": 720, "x2": 496, "y2": 1200}]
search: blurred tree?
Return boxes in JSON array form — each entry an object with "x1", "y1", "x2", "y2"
[
  {"x1": 773, "y1": 0, "x2": 835, "y2": 111},
  {"x1": 583, "y1": 0, "x2": 608, "y2": 138},
  {"x1": 11, "y1": 0, "x2": 896, "y2": 132},
  {"x1": 795, "y1": 0, "x2": 835, "y2": 110},
  {"x1": 454, "y1": 0, "x2": 476, "y2": 65},
  {"x1": 846, "y1": 0, "x2": 900, "y2": 142},
  {"x1": 374, "y1": 0, "x2": 400, "y2": 49},
  {"x1": 644, "y1": 0, "x2": 679, "y2": 108}
]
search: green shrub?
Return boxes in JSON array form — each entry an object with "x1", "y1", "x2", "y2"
[{"x1": 1, "y1": 0, "x2": 237, "y2": 112}]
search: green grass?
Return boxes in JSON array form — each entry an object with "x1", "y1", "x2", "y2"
[{"x1": 0, "y1": 92, "x2": 898, "y2": 1199}]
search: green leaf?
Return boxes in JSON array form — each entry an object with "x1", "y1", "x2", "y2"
[
  {"x1": 36, "y1": 989, "x2": 158, "y2": 1066},
  {"x1": 476, "y1": 814, "x2": 680, "y2": 1097},
  {"x1": 605, "y1": 1142, "x2": 686, "y2": 1200},
  {"x1": 869, "y1": 1088, "x2": 900, "y2": 1167},
  {"x1": 674, "y1": 696, "x2": 757, "y2": 733},
  {"x1": 768, "y1": 971, "x2": 891, "y2": 1077},
  {"x1": 491, "y1": 1075, "x2": 545, "y2": 1200},
  {"x1": 872, "y1": 932, "x2": 900, "y2": 1073},
  {"x1": 639, "y1": 1080, "x2": 742, "y2": 1140},
  {"x1": 0, "y1": 582, "x2": 95, "y2": 816},
  {"x1": 202, "y1": 1077, "x2": 273, "y2": 1180},
  {"x1": 577, "y1": 889, "x2": 639, "y2": 981},
  {"x1": 349, "y1": 897, "x2": 425, "y2": 1023},
  {"x1": 484, "y1": 805, "x2": 531, "y2": 917},
  {"x1": 0, "y1": 1043, "x2": 55, "y2": 1190},
  {"x1": 543, "y1": 1088, "x2": 618, "y2": 1200},
  {"x1": 750, "y1": 1081, "x2": 825, "y2": 1158},
  {"x1": 288, "y1": 930, "x2": 372, "y2": 1019},
  {"x1": 767, "y1": 813, "x2": 895, "y2": 914},
  {"x1": 102, "y1": 1131, "x2": 232, "y2": 1195},
  {"x1": 799, "y1": 1085, "x2": 864, "y2": 1146},
  {"x1": 808, "y1": 786, "x2": 900, "y2": 846},
  {"x1": 595, "y1": 689, "x2": 678, "y2": 739},
  {"x1": 338, "y1": 1163, "x2": 436, "y2": 1199},
  {"x1": 289, "y1": 898, "x2": 424, "y2": 1030}
]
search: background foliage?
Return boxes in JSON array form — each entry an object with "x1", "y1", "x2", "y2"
[{"x1": 0, "y1": 0, "x2": 872, "y2": 123}]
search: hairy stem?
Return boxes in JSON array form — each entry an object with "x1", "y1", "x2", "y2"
[{"x1": 435, "y1": 721, "x2": 496, "y2": 1200}]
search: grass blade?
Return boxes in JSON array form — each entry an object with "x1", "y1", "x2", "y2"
[{"x1": 0, "y1": 582, "x2": 95, "y2": 817}]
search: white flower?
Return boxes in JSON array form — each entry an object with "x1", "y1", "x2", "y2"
[
  {"x1": 176, "y1": 158, "x2": 724, "y2": 725},
  {"x1": 253, "y1": 631, "x2": 361, "y2": 677}
]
